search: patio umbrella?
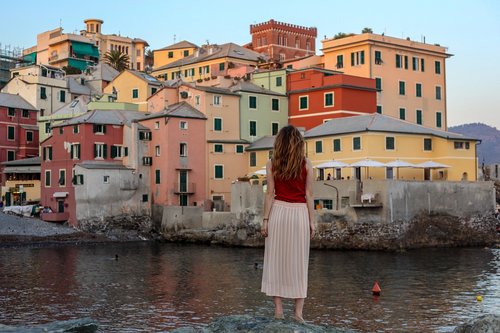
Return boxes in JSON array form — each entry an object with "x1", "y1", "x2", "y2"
[
  {"x1": 415, "y1": 161, "x2": 450, "y2": 169},
  {"x1": 314, "y1": 160, "x2": 350, "y2": 169},
  {"x1": 253, "y1": 168, "x2": 267, "y2": 175},
  {"x1": 350, "y1": 159, "x2": 387, "y2": 179},
  {"x1": 385, "y1": 159, "x2": 416, "y2": 179}
]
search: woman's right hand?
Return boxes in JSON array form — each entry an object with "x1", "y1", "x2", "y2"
[{"x1": 261, "y1": 221, "x2": 268, "y2": 237}]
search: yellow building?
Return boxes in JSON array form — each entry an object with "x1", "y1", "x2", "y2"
[
  {"x1": 246, "y1": 114, "x2": 479, "y2": 181},
  {"x1": 153, "y1": 40, "x2": 198, "y2": 70},
  {"x1": 1, "y1": 157, "x2": 41, "y2": 205},
  {"x1": 81, "y1": 19, "x2": 149, "y2": 71},
  {"x1": 103, "y1": 70, "x2": 163, "y2": 111},
  {"x1": 321, "y1": 33, "x2": 451, "y2": 130},
  {"x1": 151, "y1": 43, "x2": 266, "y2": 82}
]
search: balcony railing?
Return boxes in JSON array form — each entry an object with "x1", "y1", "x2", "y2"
[{"x1": 173, "y1": 182, "x2": 196, "y2": 194}]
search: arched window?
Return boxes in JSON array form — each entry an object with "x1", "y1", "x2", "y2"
[
  {"x1": 283, "y1": 34, "x2": 288, "y2": 46},
  {"x1": 295, "y1": 37, "x2": 300, "y2": 48},
  {"x1": 278, "y1": 34, "x2": 282, "y2": 46},
  {"x1": 306, "y1": 39, "x2": 311, "y2": 51}
]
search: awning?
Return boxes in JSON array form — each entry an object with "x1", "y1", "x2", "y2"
[
  {"x1": 53, "y1": 192, "x2": 69, "y2": 198},
  {"x1": 23, "y1": 52, "x2": 37, "y2": 64},
  {"x1": 72, "y1": 41, "x2": 99, "y2": 58},
  {"x1": 68, "y1": 58, "x2": 96, "y2": 71}
]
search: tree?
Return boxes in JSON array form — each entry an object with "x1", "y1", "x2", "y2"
[
  {"x1": 103, "y1": 50, "x2": 130, "y2": 72},
  {"x1": 362, "y1": 27, "x2": 373, "y2": 33},
  {"x1": 62, "y1": 66, "x2": 82, "y2": 75},
  {"x1": 333, "y1": 32, "x2": 355, "y2": 40}
]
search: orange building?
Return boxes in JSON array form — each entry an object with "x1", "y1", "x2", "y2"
[{"x1": 287, "y1": 68, "x2": 377, "y2": 129}]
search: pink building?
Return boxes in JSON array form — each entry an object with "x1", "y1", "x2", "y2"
[
  {"x1": 138, "y1": 102, "x2": 207, "y2": 206},
  {"x1": 0, "y1": 92, "x2": 39, "y2": 185}
]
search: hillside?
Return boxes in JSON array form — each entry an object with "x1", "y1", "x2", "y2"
[{"x1": 449, "y1": 123, "x2": 500, "y2": 165}]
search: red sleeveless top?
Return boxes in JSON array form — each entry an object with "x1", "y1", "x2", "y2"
[{"x1": 273, "y1": 160, "x2": 307, "y2": 203}]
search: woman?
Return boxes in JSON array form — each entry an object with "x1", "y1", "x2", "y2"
[{"x1": 261, "y1": 125, "x2": 316, "y2": 322}]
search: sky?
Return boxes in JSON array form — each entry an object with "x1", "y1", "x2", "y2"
[{"x1": 1, "y1": 0, "x2": 499, "y2": 129}]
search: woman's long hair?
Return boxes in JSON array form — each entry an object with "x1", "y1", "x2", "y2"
[{"x1": 272, "y1": 125, "x2": 305, "y2": 180}]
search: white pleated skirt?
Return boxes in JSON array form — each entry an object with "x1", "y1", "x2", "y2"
[{"x1": 261, "y1": 200, "x2": 310, "y2": 299}]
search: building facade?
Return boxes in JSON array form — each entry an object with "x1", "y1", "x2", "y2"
[
  {"x1": 153, "y1": 40, "x2": 198, "y2": 70},
  {"x1": 321, "y1": 33, "x2": 451, "y2": 130},
  {"x1": 1, "y1": 157, "x2": 40, "y2": 205}
]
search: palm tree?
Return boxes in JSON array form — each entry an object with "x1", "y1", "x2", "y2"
[{"x1": 103, "y1": 50, "x2": 130, "y2": 72}]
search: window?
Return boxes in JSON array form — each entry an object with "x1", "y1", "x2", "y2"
[
  {"x1": 236, "y1": 145, "x2": 244, "y2": 154},
  {"x1": 103, "y1": 175, "x2": 110, "y2": 184},
  {"x1": 395, "y1": 54, "x2": 408, "y2": 69},
  {"x1": 154, "y1": 121, "x2": 160, "y2": 129},
  {"x1": 155, "y1": 170, "x2": 161, "y2": 184},
  {"x1": 219, "y1": 63, "x2": 224, "y2": 71},
  {"x1": 70, "y1": 144, "x2": 80, "y2": 159},
  {"x1": 377, "y1": 105, "x2": 382, "y2": 114},
  {"x1": 204, "y1": 65, "x2": 210, "y2": 74},
  {"x1": 424, "y1": 138, "x2": 432, "y2": 151},
  {"x1": 139, "y1": 131, "x2": 152, "y2": 140},
  {"x1": 353, "y1": 137, "x2": 361, "y2": 150},
  {"x1": 272, "y1": 98, "x2": 279, "y2": 111},
  {"x1": 333, "y1": 139, "x2": 341, "y2": 152},
  {"x1": 214, "y1": 118, "x2": 222, "y2": 131},
  {"x1": 22, "y1": 109, "x2": 29, "y2": 118},
  {"x1": 465, "y1": 142, "x2": 470, "y2": 149},
  {"x1": 155, "y1": 145, "x2": 160, "y2": 156},
  {"x1": 72, "y1": 174, "x2": 84, "y2": 185},
  {"x1": 412, "y1": 57, "x2": 419, "y2": 71},
  {"x1": 375, "y1": 78, "x2": 382, "y2": 91},
  {"x1": 93, "y1": 124, "x2": 106, "y2": 134},
  {"x1": 399, "y1": 81, "x2": 405, "y2": 95},
  {"x1": 26, "y1": 131, "x2": 33, "y2": 142},
  {"x1": 436, "y1": 112, "x2": 442, "y2": 128},
  {"x1": 435, "y1": 86, "x2": 442, "y2": 100},
  {"x1": 137, "y1": 49, "x2": 141, "y2": 57},
  {"x1": 168, "y1": 51, "x2": 173, "y2": 58},
  {"x1": 421, "y1": 58, "x2": 425, "y2": 72},
  {"x1": 180, "y1": 121, "x2": 188, "y2": 130},
  {"x1": 249, "y1": 121, "x2": 257, "y2": 137},
  {"x1": 7, "y1": 150, "x2": 15, "y2": 161},
  {"x1": 276, "y1": 77, "x2": 282, "y2": 87},
  {"x1": 315, "y1": 141, "x2": 323, "y2": 153},
  {"x1": 396, "y1": 54, "x2": 402, "y2": 68},
  {"x1": 40, "y1": 87, "x2": 47, "y2": 99},
  {"x1": 299, "y1": 96, "x2": 308, "y2": 110},
  {"x1": 59, "y1": 127, "x2": 63, "y2": 135},
  {"x1": 73, "y1": 125, "x2": 79, "y2": 134},
  {"x1": 272, "y1": 122, "x2": 279, "y2": 135},
  {"x1": 386, "y1": 137, "x2": 395, "y2": 150},
  {"x1": 350, "y1": 51, "x2": 365, "y2": 66},
  {"x1": 94, "y1": 143, "x2": 107, "y2": 159},
  {"x1": 142, "y1": 194, "x2": 148, "y2": 202},
  {"x1": 213, "y1": 95, "x2": 221, "y2": 106},
  {"x1": 324, "y1": 92, "x2": 334, "y2": 107},
  {"x1": 6, "y1": 126, "x2": 15, "y2": 141},
  {"x1": 151, "y1": 87, "x2": 157, "y2": 95},
  {"x1": 399, "y1": 108, "x2": 406, "y2": 120},
  {"x1": 249, "y1": 96, "x2": 257, "y2": 109},
  {"x1": 45, "y1": 122, "x2": 51, "y2": 134},
  {"x1": 60, "y1": 90, "x2": 66, "y2": 103},
  {"x1": 183, "y1": 50, "x2": 189, "y2": 57},
  {"x1": 45, "y1": 170, "x2": 51, "y2": 187},
  {"x1": 374, "y1": 51, "x2": 382, "y2": 65},
  {"x1": 214, "y1": 144, "x2": 223, "y2": 153},
  {"x1": 336, "y1": 54, "x2": 344, "y2": 69},
  {"x1": 194, "y1": 95, "x2": 200, "y2": 107},
  {"x1": 250, "y1": 152, "x2": 256, "y2": 167},
  {"x1": 8, "y1": 108, "x2": 15, "y2": 116},
  {"x1": 132, "y1": 89, "x2": 139, "y2": 99},
  {"x1": 214, "y1": 165, "x2": 223, "y2": 179},
  {"x1": 435, "y1": 61, "x2": 441, "y2": 74},
  {"x1": 416, "y1": 83, "x2": 422, "y2": 97},
  {"x1": 416, "y1": 110, "x2": 423, "y2": 125},
  {"x1": 454, "y1": 141, "x2": 464, "y2": 149},
  {"x1": 111, "y1": 145, "x2": 127, "y2": 158},
  {"x1": 59, "y1": 169, "x2": 66, "y2": 186}
]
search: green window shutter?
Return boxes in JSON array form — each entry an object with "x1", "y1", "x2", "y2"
[
  {"x1": 416, "y1": 110, "x2": 422, "y2": 125},
  {"x1": 48, "y1": 147, "x2": 52, "y2": 160},
  {"x1": 386, "y1": 137, "x2": 395, "y2": 150},
  {"x1": 299, "y1": 96, "x2": 308, "y2": 109},
  {"x1": 70, "y1": 145, "x2": 74, "y2": 158},
  {"x1": 399, "y1": 108, "x2": 406, "y2": 120},
  {"x1": 155, "y1": 170, "x2": 161, "y2": 184},
  {"x1": 77, "y1": 144, "x2": 81, "y2": 159},
  {"x1": 132, "y1": 89, "x2": 138, "y2": 98},
  {"x1": 26, "y1": 131, "x2": 33, "y2": 142},
  {"x1": 376, "y1": 78, "x2": 382, "y2": 90},
  {"x1": 325, "y1": 93, "x2": 333, "y2": 106},
  {"x1": 421, "y1": 58, "x2": 425, "y2": 72},
  {"x1": 236, "y1": 145, "x2": 244, "y2": 153},
  {"x1": 214, "y1": 144, "x2": 223, "y2": 153},
  {"x1": 436, "y1": 113, "x2": 442, "y2": 128},
  {"x1": 272, "y1": 99, "x2": 279, "y2": 111},
  {"x1": 40, "y1": 87, "x2": 47, "y2": 99},
  {"x1": 360, "y1": 51, "x2": 365, "y2": 64},
  {"x1": 399, "y1": 81, "x2": 405, "y2": 95},
  {"x1": 102, "y1": 125, "x2": 106, "y2": 134},
  {"x1": 111, "y1": 145, "x2": 117, "y2": 158},
  {"x1": 139, "y1": 131, "x2": 144, "y2": 140},
  {"x1": 249, "y1": 96, "x2": 257, "y2": 109},
  {"x1": 333, "y1": 139, "x2": 341, "y2": 152},
  {"x1": 215, "y1": 165, "x2": 223, "y2": 179},
  {"x1": 250, "y1": 152, "x2": 256, "y2": 167},
  {"x1": 93, "y1": 124, "x2": 97, "y2": 133},
  {"x1": 353, "y1": 137, "x2": 361, "y2": 150},
  {"x1": 45, "y1": 171, "x2": 51, "y2": 187},
  {"x1": 219, "y1": 63, "x2": 224, "y2": 71},
  {"x1": 214, "y1": 118, "x2": 222, "y2": 131},
  {"x1": 7, "y1": 126, "x2": 15, "y2": 140},
  {"x1": 60, "y1": 90, "x2": 66, "y2": 102},
  {"x1": 424, "y1": 138, "x2": 432, "y2": 151},
  {"x1": 436, "y1": 86, "x2": 441, "y2": 100},
  {"x1": 350, "y1": 52, "x2": 355, "y2": 66},
  {"x1": 435, "y1": 61, "x2": 441, "y2": 74},
  {"x1": 272, "y1": 123, "x2": 278, "y2": 135},
  {"x1": 412, "y1": 57, "x2": 417, "y2": 71},
  {"x1": 404, "y1": 56, "x2": 408, "y2": 69},
  {"x1": 103, "y1": 144, "x2": 107, "y2": 158},
  {"x1": 416, "y1": 83, "x2": 422, "y2": 97},
  {"x1": 276, "y1": 77, "x2": 282, "y2": 86},
  {"x1": 396, "y1": 55, "x2": 401, "y2": 68},
  {"x1": 124, "y1": 147, "x2": 128, "y2": 156},
  {"x1": 183, "y1": 50, "x2": 189, "y2": 57},
  {"x1": 43, "y1": 147, "x2": 47, "y2": 160},
  {"x1": 377, "y1": 105, "x2": 382, "y2": 114},
  {"x1": 315, "y1": 141, "x2": 322, "y2": 153},
  {"x1": 249, "y1": 121, "x2": 257, "y2": 136},
  {"x1": 168, "y1": 51, "x2": 173, "y2": 58},
  {"x1": 94, "y1": 144, "x2": 98, "y2": 158},
  {"x1": 206, "y1": 65, "x2": 209, "y2": 73}
]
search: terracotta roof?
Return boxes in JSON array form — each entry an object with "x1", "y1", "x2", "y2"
[{"x1": 156, "y1": 40, "x2": 198, "y2": 51}]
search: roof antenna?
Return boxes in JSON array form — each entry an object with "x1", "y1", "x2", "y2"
[{"x1": 173, "y1": 34, "x2": 176, "y2": 43}]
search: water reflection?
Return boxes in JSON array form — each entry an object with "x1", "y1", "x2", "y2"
[{"x1": 0, "y1": 244, "x2": 498, "y2": 332}]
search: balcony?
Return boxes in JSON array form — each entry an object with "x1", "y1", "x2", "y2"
[
  {"x1": 41, "y1": 212, "x2": 69, "y2": 223},
  {"x1": 173, "y1": 182, "x2": 196, "y2": 194}
]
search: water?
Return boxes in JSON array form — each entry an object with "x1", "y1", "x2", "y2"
[{"x1": 0, "y1": 243, "x2": 498, "y2": 332}]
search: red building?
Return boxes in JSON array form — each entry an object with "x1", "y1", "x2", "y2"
[
  {"x1": 248, "y1": 19, "x2": 317, "y2": 62},
  {"x1": 287, "y1": 68, "x2": 377, "y2": 130},
  {"x1": 40, "y1": 109, "x2": 145, "y2": 225},
  {"x1": 0, "y1": 92, "x2": 39, "y2": 184}
]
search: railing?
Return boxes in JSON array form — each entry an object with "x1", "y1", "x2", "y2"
[
  {"x1": 41, "y1": 212, "x2": 69, "y2": 223},
  {"x1": 173, "y1": 182, "x2": 196, "y2": 194}
]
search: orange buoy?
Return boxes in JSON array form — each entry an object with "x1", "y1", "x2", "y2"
[{"x1": 372, "y1": 281, "x2": 381, "y2": 296}]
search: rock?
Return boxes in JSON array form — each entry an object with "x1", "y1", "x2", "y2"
[
  {"x1": 453, "y1": 314, "x2": 500, "y2": 333},
  {"x1": 168, "y1": 315, "x2": 356, "y2": 333},
  {"x1": 0, "y1": 318, "x2": 98, "y2": 333}
]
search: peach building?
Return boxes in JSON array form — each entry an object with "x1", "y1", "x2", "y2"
[
  {"x1": 153, "y1": 40, "x2": 198, "y2": 70},
  {"x1": 321, "y1": 33, "x2": 451, "y2": 130}
]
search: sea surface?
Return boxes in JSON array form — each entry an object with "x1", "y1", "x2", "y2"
[{"x1": 0, "y1": 242, "x2": 498, "y2": 332}]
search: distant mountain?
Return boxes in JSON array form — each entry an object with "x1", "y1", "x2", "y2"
[{"x1": 449, "y1": 123, "x2": 500, "y2": 164}]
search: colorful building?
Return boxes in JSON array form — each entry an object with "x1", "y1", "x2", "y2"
[
  {"x1": 1, "y1": 156, "x2": 40, "y2": 206},
  {"x1": 151, "y1": 43, "x2": 266, "y2": 82},
  {"x1": 251, "y1": 69, "x2": 288, "y2": 95},
  {"x1": 287, "y1": 68, "x2": 377, "y2": 129},
  {"x1": 153, "y1": 40, "x2": 198, "y2": 70},
  {"x1": 103, "y1": 70, "x2": 164, "y2": 111},
  {"x1": 138, "y1": 102, "x2": 207, "y2": 207},
  {"x1": 321, "y1": 33, "x2": 451, "y2": 130},
  {"x1": 81, "y1": 19, "x2": 149, "y2": 71},
  {"x1": 248, "y1": 19, "x2": 317, "y2": 62}
]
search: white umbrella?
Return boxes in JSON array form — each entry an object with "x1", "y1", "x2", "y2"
[
  {"x1": 350, "y1": 159, "x2": 387, "y2": 168},
  {"x1": 314, "y1": 160, "x2": 350, "y2": 169},
  {"x1": 385, "y1": 160, "x2": 416, "y2": 179},
  {"x1": 415, "y1": 161, "x2": 450, "y2": 169},
  {"x1": 253, "y1": 168, "x2": 267, "y2": 175}
]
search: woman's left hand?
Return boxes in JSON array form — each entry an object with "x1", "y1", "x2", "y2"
[{"x1": 310, "y1": 223, "x2": 316, "y2": 239}]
